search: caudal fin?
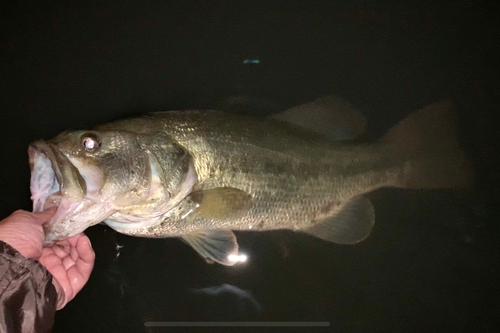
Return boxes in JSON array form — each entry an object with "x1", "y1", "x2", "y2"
[{"x1": 382, "y1": 100, "x2": 473, "y2": 189}]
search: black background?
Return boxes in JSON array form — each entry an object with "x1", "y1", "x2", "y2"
[{"x1": 1, "y1": 1, "x2": 499, "y2": 332}]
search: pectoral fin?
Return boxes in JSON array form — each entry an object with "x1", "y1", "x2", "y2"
[
  {"x1": 302, "y1": 196, "x2": 375, "y2": 244},
  {"x1": 187, "y1": 187, "x2": 253, "y2": 221},
  {"x1": 181, "y1": 230, "x2": 239, "y2": 266}
]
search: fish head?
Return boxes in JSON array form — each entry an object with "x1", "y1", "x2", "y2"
[{"x1": 29, "y1": 128, "x2": 196, "y2": 242}]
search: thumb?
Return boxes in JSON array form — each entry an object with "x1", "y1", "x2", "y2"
[{"x1": 33, "y1": 207, "x2": 57, "y2": 224}]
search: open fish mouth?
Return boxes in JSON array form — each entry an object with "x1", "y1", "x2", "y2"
[
  {"x1": 29, "y1": 147, "x2": 61, "y2": 212},
  {"x1": 28, "y1": 141, "x2": 88, "y2": 242}
]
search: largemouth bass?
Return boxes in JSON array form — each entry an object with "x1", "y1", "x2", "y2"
[{"x1": 28, "y1": 96, "x2": 472, "y2": 265}]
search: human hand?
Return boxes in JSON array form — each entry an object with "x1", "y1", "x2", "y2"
[
  {"x1": 0, "y1": 209, "x2": 53, "y2": 259},
  {"x1": 0, "y1": 209, "x2": 94, "y2": 310},
  {"x1": 39, "y1": 233, "x2": 94, "y2": 309}
]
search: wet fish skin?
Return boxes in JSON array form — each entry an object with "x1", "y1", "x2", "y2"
[
  {"x1": 29, "y1": 97, "x2": 472, "y2": 265},
  {"x1": 102, "y1": 110, "x2": 397, "y2": 235}
]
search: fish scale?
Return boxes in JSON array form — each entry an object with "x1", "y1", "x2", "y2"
[
  {"x1": 110, "y1": 113, "x2": 396, "y2": 234},
  {"x1": 29, "y1": 97, "x2": 472, "y2": 265}
]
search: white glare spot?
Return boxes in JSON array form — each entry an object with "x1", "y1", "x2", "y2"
[
  {"x1": 115, "y1": 243, "x2": 123, "y2": 260},
  {"x1": 248, "y1": 225, "x2": 252, "y2": 229},
  {"x1": 83, "y1": 138, "x2": 97, "y2": 149},
  {"x1": 181, "y1": 208, "x2": 196, "y2": 219},
  {"x1": 228, "y1": 254, "x2": 248, "y2": 263}
]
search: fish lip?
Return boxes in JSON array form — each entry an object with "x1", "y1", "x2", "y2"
[
  {"x1": 29, "y1": 141, "x2": 63, "y2": 192},
  {"x1": 28, "y1": 141, "x2": 86, "y2": 213}
]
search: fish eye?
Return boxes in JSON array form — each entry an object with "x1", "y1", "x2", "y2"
[{"x1": 81, "y1": 134, "x2": 100, "y2": 151}]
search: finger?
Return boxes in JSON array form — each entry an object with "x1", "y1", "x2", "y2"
[
  {"x1": 65, "y1": 233, "x2": 82, "y2": 247},
  {"x1": 63, "y1": 234, "x2": 85, "y2": 261},
  {"x1": 76, "y1": 234, "x2": 95, "y2": 264},
  {"x1": 51, "y1": 244, "x2": 69, "y2": 258},
  {"x1": 39, "y1": 250, "x2": 64, "y2": 272},
  {"x1": 39, "y1": 250, "x2": 73, "y2": 309},
  {"x1": 70, "y1": 243, "x2": 79, "y2": 262},
  {"x1": 40, "y1": 252, "x2": 71, "y2": 292},
  {"x1": 67, "y1": 242, "x2": 95, "y2": 296},
  {"x1": 62, "y1": 256, "x2": 75, "y2": 270},
  {"x1": 65, "y1": 266, "x2": 86, "y2": 300},
  {"x1": 75, "y1": 236, "x2": 95, "y2": 279}
]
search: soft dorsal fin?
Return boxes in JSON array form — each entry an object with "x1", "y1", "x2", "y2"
[{"x1": 271, "y1": 95, "x2": 367, "y2": 141}]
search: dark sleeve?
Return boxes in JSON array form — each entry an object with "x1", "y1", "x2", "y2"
[{"x1": 0, "y1": 241, "x2": 57, "y2": 333}]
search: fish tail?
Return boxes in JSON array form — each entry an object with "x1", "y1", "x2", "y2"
[{"x1": 382, "y1": 100, "x2": 473, "y2": 189}]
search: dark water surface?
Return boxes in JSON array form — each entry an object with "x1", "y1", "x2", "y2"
[{"x1": 1, "y1": 1, "x2": 499, "y2": 332}]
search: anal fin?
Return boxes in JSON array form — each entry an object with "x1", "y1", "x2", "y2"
[{"x1": 302, "y1": 196, "x2": 375, "y2": 244}]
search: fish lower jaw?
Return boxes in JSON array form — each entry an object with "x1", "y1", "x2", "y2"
[
  {"x1": 103, "y1": 214, "x2": 164, "y2": 232},
  {"x1": 43, "y1": 197, "x2": 114, "y2": 242}
]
